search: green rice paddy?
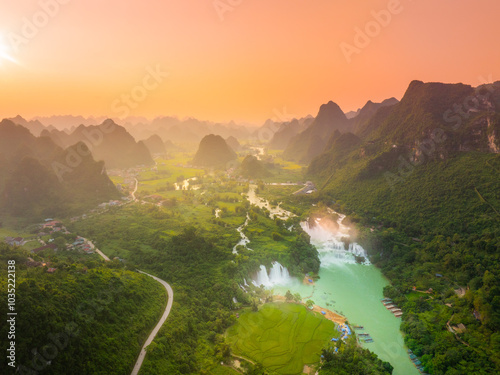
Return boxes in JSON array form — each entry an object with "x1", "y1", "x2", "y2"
[{"x1": 226, "y1": 303, "x2": 339, "y2": 374}]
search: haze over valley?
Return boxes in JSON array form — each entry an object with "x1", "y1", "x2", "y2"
[{"x1": 1, "y1": 1, "x2": 499, "y2": 375}]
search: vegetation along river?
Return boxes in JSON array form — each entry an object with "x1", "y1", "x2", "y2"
[{"x1": 247, "y1": 186, "x2": 419, "y2": 375}]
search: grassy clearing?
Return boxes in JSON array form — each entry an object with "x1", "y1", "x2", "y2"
[
  {"x1": 149, "y1": 154, "x2": 205, "y2": 182},
  {"x1": 405, "y1": 291, "x2": 431, "y2": 301},
  {"x1": 226, "y1": 303, "x2": 339, "y2": 374},
  {"x1": 0, "y1": 227, "x2": 32, "y2": 239}
]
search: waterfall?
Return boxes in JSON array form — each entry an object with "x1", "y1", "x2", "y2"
[
  {"x1": 252, "y1": 262, "x2": 292, "y2": 288},
  {"x1": 301, "y1": 215, "x2": 370, "y2": 265}
]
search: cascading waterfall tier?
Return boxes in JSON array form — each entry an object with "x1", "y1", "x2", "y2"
[
  {"x1": 301, "y1": 214, "x2": 370, "y2": 265},
  {"x1": 252, "y1": 262, "x2": 292, "y2": 288}
]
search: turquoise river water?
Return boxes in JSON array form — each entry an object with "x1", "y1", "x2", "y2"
[{"x1": 247, "y1": 187, "x2": 419, "y2": 375}]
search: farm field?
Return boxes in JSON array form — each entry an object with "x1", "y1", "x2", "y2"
[{"x1": 226, "y1": 303, "x2": 339, "y2": 374}]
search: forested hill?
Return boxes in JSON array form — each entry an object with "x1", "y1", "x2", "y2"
[
  {"x1": 305, "y1": 80, "x2": 500, "y2": 374},
  {"x1": 349, "y1": 97, "x2": 399, "y2": 134},
  {"x1": 0, "y1": 119, "x2": 119, "y2": 219},
  {"x1": 267, "y1": 116, "x2": 315, "y2": 150},
  {"x1": 43, "y1": 119, "x2": 155, "y2": 169},
  {"x1": 238, "y1": 155, "x2": 272, "y2": 179},
  {"x1": 358, "y1": 80, "x2": 500, "y2": 151},
  {"x1": 191, "y1": 134, "x2": 237, "y2": 167},
  {"x1": 283, "y1": 101, "x2": 350, "y2": 163},
  {"x1": 0, "y1": 243, "x2": 166, "y2": 374}
]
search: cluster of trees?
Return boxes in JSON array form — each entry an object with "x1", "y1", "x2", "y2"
[
  {"x1": 72, "y1": 205, "x2": 245, "y2": 373},
  {"x1": 319, "y1": 339, "x2": 393, "y2": 374},
  {"x1": 0, "y1": 243, "x2": 166, "y2": 374},
  {"x1": 288, "y1": 232, "x2": 320, "y2": 274},
  {"x1": 309, "y1": 150, "x2": 500, "y2": 373}
]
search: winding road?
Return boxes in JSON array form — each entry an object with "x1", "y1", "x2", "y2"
[
  {"x1": 93, "y1": 245, "x2": 173, "y2": 375},
  {"x1": 131, "y1": 178, "x2": 138, "y2": 201},
  {"x1": 131, "y1": 271, "x2": 174, "y2": 375}
]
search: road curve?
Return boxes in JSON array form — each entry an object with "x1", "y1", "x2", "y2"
[
  {"x1": 131, "y1": 271, "x2": 174, "y2": 375},
  {"x1": 131, "y1": 178, "x2": 138, "y2": 201}
]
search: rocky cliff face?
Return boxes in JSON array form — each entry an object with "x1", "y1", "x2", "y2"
[{"x1": 283, "y1": 101, "x2": 350, "y2": 163}]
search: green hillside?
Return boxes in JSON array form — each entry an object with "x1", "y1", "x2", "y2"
[
  {"x1": 0, "y1": 244, "x2": 166, "y2": 374},
  {"x1": 305, "y1": 81, "x2": 500, "y2": 374}
]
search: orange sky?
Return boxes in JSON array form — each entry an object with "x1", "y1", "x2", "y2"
[{"x1": 0, "y1": 0, "x2": 499, "y2": 124}]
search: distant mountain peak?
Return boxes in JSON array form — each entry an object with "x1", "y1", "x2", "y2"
[
  {"x1": 319, "y1": 100, "x2": 343, "y2": 113},
  {"x1": 1, "y1": 119, "x2": 16, "y2": 127},
  {"x1": 192, "y1": 134, "x2": 237, "y2": 167},
  {"x1": 283, "y1": 100, "x2": 349, "y2": 163},
  {"x1": 408, "y1": 79, "x2": 424, "y2": 88},
  {"x1": 102, "y1": 118, "x2": 117, "y2": 127},
  {"x1": 315, "y1": 101, "x2": 346, "y2": 124}
]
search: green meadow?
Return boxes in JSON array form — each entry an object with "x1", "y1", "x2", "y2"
[
  {"x1": 263, "y1": 153, "x2": 306, "y2": 184},
  {"x1": 226, "y1": 303, "x2": 339, "y2": 374}
]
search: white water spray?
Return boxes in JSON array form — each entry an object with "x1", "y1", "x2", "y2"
[
  {"x1": 252, "y1": 262, "x2": 293, "y2": 287},
  {"x1": 301, "y1": 214, "x2": 369, "y2": 265}
]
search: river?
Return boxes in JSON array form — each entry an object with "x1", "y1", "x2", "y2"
[
  {"x1": 174, "y1": 177, "x2": 200, "y2": 190},
  {"x1": 245, "y1": 185, "x2": 419, "y2": 375}
]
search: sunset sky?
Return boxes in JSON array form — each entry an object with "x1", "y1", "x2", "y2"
[{"x1": 0, "y1": 0, "x2": 499, "y2": 124}]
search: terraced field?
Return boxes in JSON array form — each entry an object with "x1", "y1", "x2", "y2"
[{"x1": 226, "y1": 303, "x2": 339, "y2": 374}]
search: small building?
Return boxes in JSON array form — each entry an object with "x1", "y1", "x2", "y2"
[
  {"x1": 5, "y1": 237, "x2": 26, "y2": 246},
  {"x1": 47, "y1": 268, "x2": 57, "y2": 273}
]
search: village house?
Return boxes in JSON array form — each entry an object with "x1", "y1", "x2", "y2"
[{"x1": 4, "y1": 237, "x2": 26, "y2": 246}]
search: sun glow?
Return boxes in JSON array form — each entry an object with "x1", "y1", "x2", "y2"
[{"x1": 0, "y1": 34, "x2": 17, "y2": 66}]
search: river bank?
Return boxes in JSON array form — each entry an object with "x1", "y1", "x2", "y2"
[{"x1": 246, "y1": 185, "x2": 419, "y2": 375}]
